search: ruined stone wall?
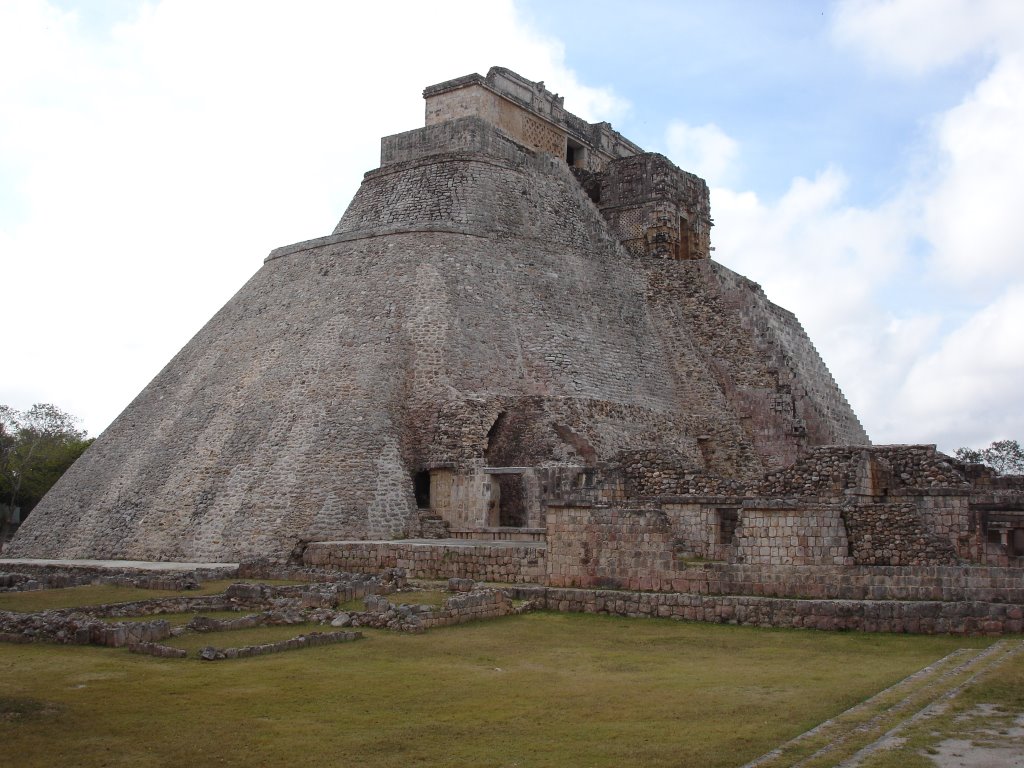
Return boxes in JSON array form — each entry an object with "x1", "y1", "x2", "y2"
[
  {"x1": 415, "y1": 589, "x2": 515, "y2": 629},
  {"x1": 759, "y1": 445, "x2": 966, "y2": 499},
  {"x1": 661, "y1": 501, "x2": 736, "y2": 561},
  {"x1": 733, "y1": 503, "x2": 851, "y2": 566},
  {"x1": 842, "y1": 502, "x2": 961, "y2": 566},
  {"x1": 647, "y1": 562, "x2": 1024, "y2": 602},
  {"x1": 614, "y1": 450, "x2": 747, "y2": 497}
]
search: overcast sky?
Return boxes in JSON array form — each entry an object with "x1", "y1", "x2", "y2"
[{"x1": 1, "y1": 0, "x2": 1022, "y2": 455}]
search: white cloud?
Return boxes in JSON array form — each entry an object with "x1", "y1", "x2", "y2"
[
  {"x1": 899, "y1": 283, "x2": 1024, "y2": 448},
  {"x1": 0, "y1": 0, "x2": 626, "y2": 435},
  {"x1": 703, "y1": 0, "x2": 1024, "y2": 452},
  {"x1": 712, "y1": 170, "x2": 927, "y2": 446},
  {"x1": 665, "y1": 121, "x2": 738, "y2": 187},
  {"x1": 713, "y1": 167, "x2": 912, "y2": 329},
  {"x1": 833, "y1": 0, "x2": 1024, "y2": 75},
  {"x1": 923, "y1": 51, "x2": 1024, "y2": 290}
]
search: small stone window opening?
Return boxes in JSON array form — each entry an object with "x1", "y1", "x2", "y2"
[
  {"x1": 413, "y1": 470, "x2": 431, "y2": 509},
  {"x1": 566, "y1": 139, "x2": 585, "y2": 168},
  {"x1": 718, "y1": 508, "x2": 739, "y2": 544},
  {"x1": 1012, "y1": 528, "x2": 1024, "y2": 557},
  {"x1": 576, "y1": 469, "x2": 595, "y2": 488}
]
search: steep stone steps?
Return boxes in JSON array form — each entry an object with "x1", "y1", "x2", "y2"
[{"x1": 741, "y1": 640, "x2": 1024, "y2": 768}]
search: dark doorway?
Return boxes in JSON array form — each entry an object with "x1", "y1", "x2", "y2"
[
  {"x1": 496, "y1": 474, "x2": 526, "y2": 527},
  {"x1": 413, "y1": 470, "x2": 431, "y2": 509}
]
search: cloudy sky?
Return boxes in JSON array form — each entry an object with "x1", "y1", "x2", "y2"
[{"x1": 1, "y1": 0, "x2": 1021, "y2": 455}]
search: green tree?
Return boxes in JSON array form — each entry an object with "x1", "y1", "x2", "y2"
[
  {"x1": 0, "y1": 403, "x2": 93, "y2": 541},
  {"x1": 954, "y1": 439, "x2": 1024, "y2": 475}
]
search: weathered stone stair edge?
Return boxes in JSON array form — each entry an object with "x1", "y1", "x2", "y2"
[
  {"x1": 836, "y1": 641, "x2": 1024, "y2": 767},
  {"x1": 741, "y1": 647, "x2": 981, "y2": 768},
  {"x1": 787, "y1": 644, "x2": 1005, "y2": 768}
]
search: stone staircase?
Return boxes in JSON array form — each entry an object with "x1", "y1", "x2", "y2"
[
  {"x1": 417, "y1": 513, "x2": 450, "y2": 540},
  {"x1": 741, "y1": 639, "x2": 1024, "y2": 767}
]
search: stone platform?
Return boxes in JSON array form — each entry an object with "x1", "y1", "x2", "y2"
[
  {"x1": 303, "y1": 539, "x2": 546, "y2": 583},
  {"x1": 1, "y1": 558, "x2": 238, "y2": 571}
]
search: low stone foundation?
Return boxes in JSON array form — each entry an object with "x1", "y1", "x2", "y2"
[
  {"x1": 358, "y1": 588, "x2": 517, "y2": 632},
  {"x1": 198, "y1": 630, "x2": 362, "y2": 661},
  {"x1": 510, "y1": 586, "x2": 1024, "y2": 635},
  {"x1": 0, "y1": 563, "x2": 237, "y2": 592},
  {"x1": 303, "y1": 540, "x2": 546, "y2": 583},
  {"x1": 128, "y1": 641, "x2": 188, "y2": 658},
  {"x1": 0, "y1": 610, "x2": 174, "y2": 647}
]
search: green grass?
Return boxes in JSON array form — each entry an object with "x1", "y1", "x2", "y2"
[
  {"x1": 0, "y1": 611, "x2": 997, "y2": 768},
  {"x1": 0, "y1": 579, "x2": 303, "y2": 612},
  {"x1": 162, "y1": 622, "x2": 332, "y2": 653}
]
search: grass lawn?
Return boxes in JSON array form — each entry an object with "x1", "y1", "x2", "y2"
[{"x1": 0, "y1": 611, "x2": 997, "y2": 768}]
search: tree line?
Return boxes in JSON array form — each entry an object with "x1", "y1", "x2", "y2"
[
  {"x1": 1, "y1": 403, "x2": 93, "y2": 540},
  {"x1": 953, "y1": 439, "x2": 1024, "y2": 476}
]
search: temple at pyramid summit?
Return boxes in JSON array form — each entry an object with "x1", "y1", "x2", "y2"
[{"x1": 9, "y1": 67, "x2": 1023, "y2": 583}]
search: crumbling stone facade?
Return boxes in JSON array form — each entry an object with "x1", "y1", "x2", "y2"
[{"x1": 8, "y1": 66, "x2": 1020, "y2": 587}]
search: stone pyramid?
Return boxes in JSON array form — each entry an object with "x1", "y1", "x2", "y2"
[{"x1": 8, "y1": 67, "x2": 867, "y2": 562}]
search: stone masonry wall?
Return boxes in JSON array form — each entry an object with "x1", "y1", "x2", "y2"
[
  {"x1": 303, "y1": 541, "x2": 546, "y2": 583},
  {"x1": 598, "y1": 153, "x2": 712, "y2": 260},
  {"x1": 647, "y1": 563, "x2": 1024, "y2": 602},
  {"x1": 842, "y1": 502, "x2": 960, "y2": 566},
  {"x1": 759, "y1": 445, "x2": 968, "y2": 499},
  {"x1": 734, "y1": 503, "x2": 852, "y2": 566},
  {"x1": 546, "y1": 505, "x2": 675, "y2": 590},
  {"x1": 543, "y1": 503, "x2": 1010, "y2": 595},
  {"x1": 509, "y1": 586, "x2": 1023, "y2": 635}
]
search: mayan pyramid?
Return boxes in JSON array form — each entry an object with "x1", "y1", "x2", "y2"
[{"x1": 8, "y1": 67, "x2": 867, "y2": 562}]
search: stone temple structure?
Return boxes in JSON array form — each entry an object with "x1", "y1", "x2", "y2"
[{"x1": 8, "y1": 69, "x2": 1023, "y2": 593}]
